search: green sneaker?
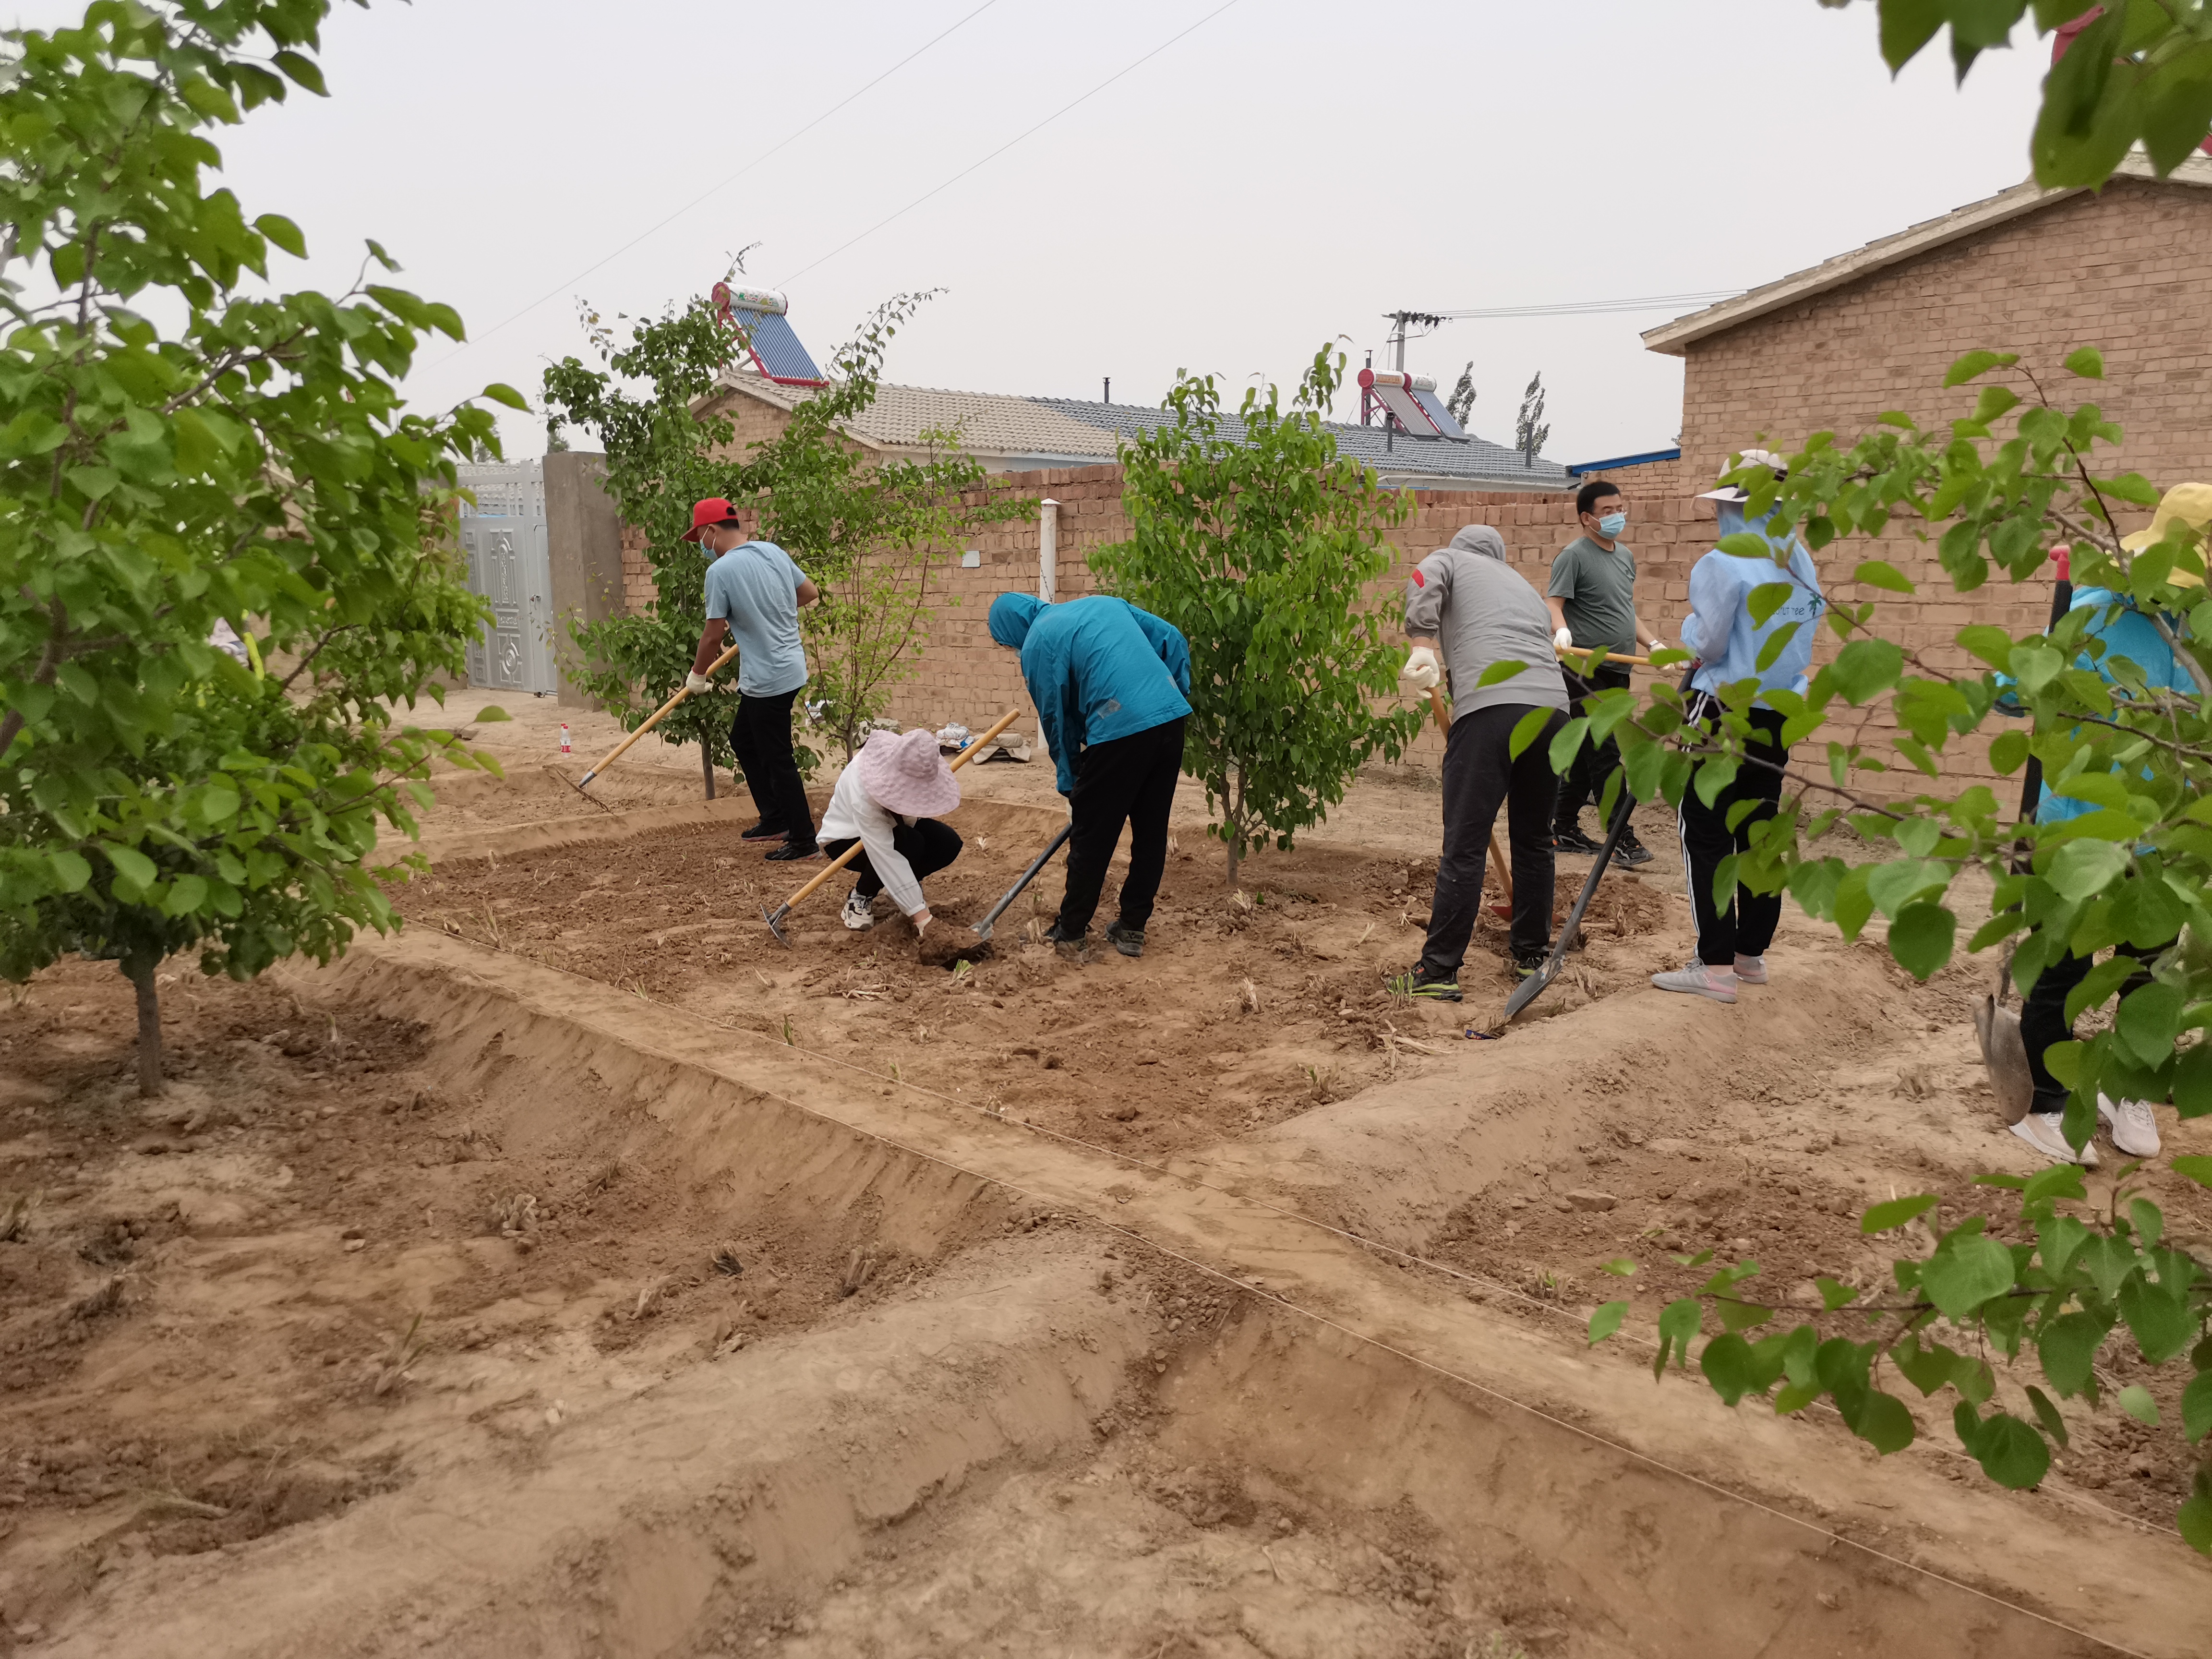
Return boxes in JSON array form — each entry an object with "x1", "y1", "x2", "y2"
[
  {"x1": 1384, "y1": 965, "x2": 1461, "y2": 1002},
  {"x1": 1514, "y1": 950, "x2": 1549, "y2": 979}
]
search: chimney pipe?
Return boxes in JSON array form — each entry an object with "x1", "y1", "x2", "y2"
[{"x1": 1039, "y1": 498, "x2": 1060, "y2": 605}]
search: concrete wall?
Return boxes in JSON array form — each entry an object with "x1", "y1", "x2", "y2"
[{"x1": 543, "y1": 452, "x2": 626, "y2": 712}]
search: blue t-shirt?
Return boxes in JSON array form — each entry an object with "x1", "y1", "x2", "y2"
[{"x1": 704, "y1": 541, "x2": 808, "y2": 697}]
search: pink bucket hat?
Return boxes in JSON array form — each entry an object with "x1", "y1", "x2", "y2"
[{"x1": 856, "y1": 727, "x2": 960, "y2": 818}]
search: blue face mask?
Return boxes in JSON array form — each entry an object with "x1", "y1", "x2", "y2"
[{"x1": 1597, "y1": 511, "x2": 1627, "y2": 539}]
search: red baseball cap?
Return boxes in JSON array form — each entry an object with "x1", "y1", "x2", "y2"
[{"x1": 681, "y1": 497, "x2": 742, "y2": 543}]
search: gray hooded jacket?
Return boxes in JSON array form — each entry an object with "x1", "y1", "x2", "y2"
[{"x1": 1403, "y1": 525, "x2": 1567, "y2": 721}]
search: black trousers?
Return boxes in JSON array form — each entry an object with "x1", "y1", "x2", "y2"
[
  {"x1": 1060, "y1": 717, "x2": 1185, "y2": 936},
  {"x1": 729, "y1": 687, "x2": 815, "y2": 849},
  {"x1": 1420, "y1": 702, "x2": 1565, "y2": 971},
  {"x1": 819, "y1": 819, "x2": 962, "y2": 903},
  {"x1": 2021, "y1": 938, "x2": 2153, "y2": 1116},
  {"x1": 1554, "y1": 663, "x2": 1633, "y2": 833},
  {"x1": 1677, "y1": 697, "x2": 1786, "y2": 965}
]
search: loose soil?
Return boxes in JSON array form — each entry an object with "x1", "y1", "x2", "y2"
[
  {"x1": 2, "y1": 757, "x2": 2207, "y2": 1658},
  {"x1": 384, "y1": 795, "x2": 1670, "y2": 1162}
]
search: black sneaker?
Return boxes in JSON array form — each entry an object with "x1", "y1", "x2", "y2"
[
  {"x1": 741, "y1": 821, "x2": 787, "y2": 843},
  {"x1": 1514, "y1": 950, "x2": 1549, "y2": 979},
  {"x1": 1553, "y1": 828, "x2": 1603, "y2": 855},
  {"x1": 1615, "y1": 838, "x2": 1655, "y2": 867},
  {"x1": 1384, "y1": 965, "x2": 1461, "y2": 1002},
  {"x1": 1043, "y1": 919, "x2": 1088, "y2": 957},
  {"x1": 764, "y1": 841, "x2": 820, "y2": 863},
  {"x1": 1105, "y1": 921, "x2": 1145, "y2": 958}
]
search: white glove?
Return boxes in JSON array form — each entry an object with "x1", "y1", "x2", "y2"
[
  {"x1": 1644, "y1": 637, "x2": 1666, "y2": 654},
  {"x1": 1553, "y1": 627, "x2": 1574, "y2": 652},
  {"x1": 1400, "y1": 645, "x2": 1441, "y2": 692},
  {"x1": 684, "y1": 671, "x2": 713, "y2": 694}
]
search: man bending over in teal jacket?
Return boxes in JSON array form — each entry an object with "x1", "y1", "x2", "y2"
[{"x1": 988, "y1": 592, "x2": 1191, "y2": 958}]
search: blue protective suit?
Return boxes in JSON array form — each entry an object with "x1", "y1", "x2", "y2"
[
  {"x1": 1682, "y1": 503, "x2": 1828, "y2": 698},
  {"x1": 2037, "y1": 585, "x2": 2198, "y2": 826},
  {"x1": 987, "y1": 593, "x2": 1192, "y2": 795}
]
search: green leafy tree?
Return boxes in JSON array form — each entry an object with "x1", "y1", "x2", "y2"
[
  {"x1": 0, "y1": 1, "x2": 515, "y2": 1093},
  {"x1": 1094, "y1": 345, "x2": 1425, "y2": 887},
  {"x1": 1821, "y1": 0, "x2": 2212, "y2": 185},
  {"x1": 542, "y1": 293, "x2": 1021, "y2": 786},
  {"x1": 1566, "y1": 345, "x2": 2212, "y2": 1547},
  {"x1": 1591, "y1": 1159, "x2": 2212, "y2": 1548}
]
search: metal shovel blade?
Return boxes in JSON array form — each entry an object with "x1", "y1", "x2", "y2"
[{"x1": 1504, "y1": 790, "x2": 1632, "y2": 1022}]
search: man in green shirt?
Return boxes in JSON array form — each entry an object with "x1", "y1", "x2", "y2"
[{"x1": 1547, "y1": 480, "x2": 1665, "y2": 862}]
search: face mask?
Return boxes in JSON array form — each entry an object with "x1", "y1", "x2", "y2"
[{"x1": 1597, "y1": 511, "x2": 1627, "y2": 539}]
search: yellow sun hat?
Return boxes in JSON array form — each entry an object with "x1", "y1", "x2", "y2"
[{"x1": 2120, "y1": 482, "x2": 2212, "y2": 573}]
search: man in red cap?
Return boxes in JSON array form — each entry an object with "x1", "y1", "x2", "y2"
[{"x1": 685, "y1": 497, "x2": 820, "y2": 860}]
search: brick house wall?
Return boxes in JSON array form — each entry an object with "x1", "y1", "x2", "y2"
[
  {"x1": 607, "y1": 180, "x2": 2211, "y2": 803},
  {"x1": 1661, "y1": 176, "x2": 2212, "y2": 798}
]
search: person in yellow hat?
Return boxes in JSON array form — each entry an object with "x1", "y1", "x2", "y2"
[{"x1": 2012, "y1": 483, "x2": 2210, "y2": 1167}]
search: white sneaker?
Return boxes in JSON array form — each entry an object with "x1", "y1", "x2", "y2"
[
  {"x1": 1651, "y1": 959, "x2": 1738, "y2": 1004},
  {"x1": 2097, "y1": 1093, "x2": 2162, "y2": 1158},
  {"x1": 841, "y1": 889, "x2": 877, "y2": 932},
  {"x1": 1733, "y1": 954, "x2": 1767, "y2": 985},
  {"x1": 2009, "y1": 1112, "x2": 2100, "y2": 1167}
]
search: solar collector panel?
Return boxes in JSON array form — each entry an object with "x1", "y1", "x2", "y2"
[
  {"x1": 733, "y1": 308, "x2": 826, "y2": 385},
  {"x1": 1409, "y1": 385, "x2": 1465, "y2": 439}
]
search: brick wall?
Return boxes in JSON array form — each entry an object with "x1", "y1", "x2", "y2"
[
  {"x1": 1662, "y1": 176, "x2": 2212, "y2": 803},
  {"x1": 608, "y1": 183, "x2": 2212, "y2": 802}
]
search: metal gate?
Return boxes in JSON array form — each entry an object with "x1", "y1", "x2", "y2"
[{"x1": 457, "y1": 461, "x2": 557, "y2": 696}]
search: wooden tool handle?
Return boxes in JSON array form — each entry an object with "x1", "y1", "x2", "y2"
[
  {"x1": 1557, "y1": 649, "x2": 1652, "y2": 668},
  {"x1": 580, "y1": 640, "x2": 743, "y2": 782},
  {"x1": 774, "y1": 707, "x2": 1023, "y2": 912}
]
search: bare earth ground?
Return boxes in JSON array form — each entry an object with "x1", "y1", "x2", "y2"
[{"x1": 1, "y1": 711, "x2": 2208, "y2": 1658}]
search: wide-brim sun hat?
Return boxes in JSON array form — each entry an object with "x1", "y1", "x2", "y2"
[
  {"x1": 2120, "y1": 482, "x2": 2212, "y2": 565},
  {"x1": 857, "y1": 727, "x2": 960, "y2": 818},
  {"x1": 1697, "y1": 447, "x2": 1789, "y2": 503}
]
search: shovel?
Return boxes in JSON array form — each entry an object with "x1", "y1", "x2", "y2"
[
  {"x1": 572, "y1": 640, "x2": 742, "y2": 792},
  {"x1": 1427, "y1": 688, "x2": 1513, "y2": 919},
  {"x1": 971, "y1": 822, "x2": 1076, "y2": 943},
  {"x1": 1504, "y1": 661, "x2": 1697, "y2": 1022},
  {"x1": 761, "y1": 706, "x2": 1021, "y2": 946}
]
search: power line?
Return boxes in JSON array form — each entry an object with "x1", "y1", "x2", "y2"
[
  {"x1": 421, "y1": 0, "x2": 1005, "y2": 376},
  {"x1": 1429, "y1": 290, "x2": 1744, "y2": 321},
  {"x1": 774, "y1": 0, "x2": 1245, "y2": 288}
]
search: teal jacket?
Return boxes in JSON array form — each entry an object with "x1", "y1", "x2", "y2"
[
  {"x1": 988, "y1": 593, "x2": 1191, "y2": 794},
  {"x1": 2038, "y1": 585, "x2": 2198, "y2": 826}
]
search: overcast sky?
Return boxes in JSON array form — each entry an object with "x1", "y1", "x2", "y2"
[{"x1": 13, "y1": 0, "x2": 2052, "y2": 465}]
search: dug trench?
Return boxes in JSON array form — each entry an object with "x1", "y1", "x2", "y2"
[{"x1": 0, "y1": 792, "x2": 2203, "y2": 1656}]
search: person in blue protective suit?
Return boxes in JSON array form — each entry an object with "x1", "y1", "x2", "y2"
[
  {"x1": 987, "y1": 592, "x2": 1192, "y2": 958},
  {"x1": 1652, "y1": 450, "x2": 1828, "y2": 1005},
  {"x1": 2010, "y1": 482, "x2": 2212, "y2": 1166}
]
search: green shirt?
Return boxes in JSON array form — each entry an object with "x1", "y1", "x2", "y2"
[{"x1": 1547, "y1": 535, "x2": 1638, "y2": 655}]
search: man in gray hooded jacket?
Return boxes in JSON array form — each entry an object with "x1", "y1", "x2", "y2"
[{"x1": 1391, "y1": 525, "x2": 1569, "y2": 1000}]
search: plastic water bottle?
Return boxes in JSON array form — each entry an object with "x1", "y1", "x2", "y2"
[{"x1": 559, "y1": 723, "x2": 572, "y2": 755}]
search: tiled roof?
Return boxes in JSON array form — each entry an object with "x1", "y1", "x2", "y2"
[
  {"x1": 1644, "y1": 151, "x2": 2212, "y2": 356},
  {"x1": 716, "y1": 373, "x2": 1569, "y2": 487}
]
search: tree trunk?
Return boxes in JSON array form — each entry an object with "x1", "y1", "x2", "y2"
[
  {"x1": 125, "y1": 955, "x2": 163, "y2": 1096},
  {"x1": 700, "y1": 743, "x2": 716, "y2": 800},
  {"x1": 1225, "y1": 766, "x2": 1245, "y2": 890}
]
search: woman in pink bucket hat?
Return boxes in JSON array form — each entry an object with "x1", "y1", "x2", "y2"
[{"x1": 817, "y1": 728, "x2": 965, "y2": 938}]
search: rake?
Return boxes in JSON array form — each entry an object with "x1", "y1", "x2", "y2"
[{"x1": 566, "y1": 640, "x2": 743, "y2": 795}]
